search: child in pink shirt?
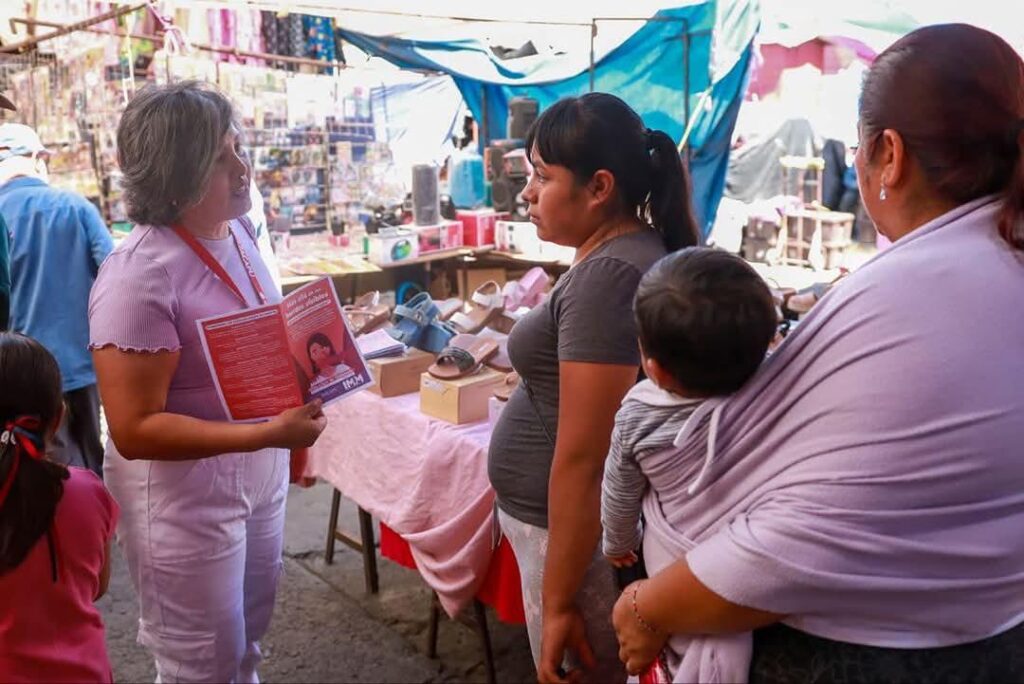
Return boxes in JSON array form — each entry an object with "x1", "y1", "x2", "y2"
[{"x1": 0, "y1": 332, "x2": 119, "y2": 683}]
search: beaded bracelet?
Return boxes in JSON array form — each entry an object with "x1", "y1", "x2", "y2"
[{"x1": 631, "y1": 582, "x2": 661, "y2": 634}]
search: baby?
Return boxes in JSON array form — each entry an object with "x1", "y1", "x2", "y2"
[{"x1": 601, "y1": 247, "x2": 777, "y2": 682}]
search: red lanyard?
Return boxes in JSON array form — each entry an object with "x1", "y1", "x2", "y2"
[{"x1": 172, "y1": 224, "x2": 267, "y2": 307}]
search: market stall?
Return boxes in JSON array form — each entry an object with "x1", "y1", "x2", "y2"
[
  {"x1": 310, "y1": 390, "x2": 524, "y2": 621},
  {"x1": 1, "y1": 2, "x2": 581, "y2": 304},
  {"x1": 0, "y1": 5, "x2": 742, "y2": 678}
]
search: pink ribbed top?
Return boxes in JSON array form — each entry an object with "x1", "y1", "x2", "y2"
[{"x1": 88, "y1": 221, "x2": 282, "y2": 422}]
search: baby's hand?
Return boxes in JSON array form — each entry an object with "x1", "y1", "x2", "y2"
[{"x1": 606, "y1": 551, "x2": 638, "y2": 568}]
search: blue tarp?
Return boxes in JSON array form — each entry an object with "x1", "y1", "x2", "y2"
[
  {"x1": 338, "y1": 2, "x2": 758, "y2": 237},
  {"x1": 370, "y1": 76, "x2": 464, "y2": 169}
]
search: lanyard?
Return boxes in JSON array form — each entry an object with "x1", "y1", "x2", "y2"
[{"x1": 172, "y1": 223, "x2": 267, "y2": 307}]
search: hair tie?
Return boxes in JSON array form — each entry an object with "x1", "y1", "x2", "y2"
[
  {"x1": 0, "y1": 416, "x2": 46, "y2": 508},
  {"x1": 645, "y1": 128, "x2": 657, "y2": 151},
  {"x1": 2, "y1": 417, "x2": 44, "y2": 459}
]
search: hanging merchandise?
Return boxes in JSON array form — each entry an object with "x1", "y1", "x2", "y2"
[
  {"x1": 236, "y1": 9, "x2": 264, "y2": 63},
  {"x1": 152, "y1": 50, "x2": 216, "y2": 84},
  {"x1": 205, "y1": 8, "x2": 229, "y2": 62},
  {"x1": 4, "y1": 2, "x2": 462, "y2": 271},
  {"x1": 303, "y1": 15, "x2": 336, "y2": 64},
  {"x1": 248, "y1": 124, "x2": 330, "y2": 235},
  {"x1": 284, "y1": 13, "x2": 306, "y2": 59},
  {"x1": 261, "y1": 11, "x2": 281, "y2": 56},
  {"x1": 116, "y1": 16, "x2": 135, "y2": 105}
]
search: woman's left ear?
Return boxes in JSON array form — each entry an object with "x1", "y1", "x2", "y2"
[
  {"x1": 880, "y1": 128, "x2": 907, "y2": 190},
  {"x1": 587, "y1": 169, "x2": 617, "y2": 207}
]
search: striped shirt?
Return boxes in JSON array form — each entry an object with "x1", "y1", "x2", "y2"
[{"x1": 600, "y1": 380, "x2": 703, "y2": 557}]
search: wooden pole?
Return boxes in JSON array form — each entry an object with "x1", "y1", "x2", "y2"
[
  {"x1": 10, "y1": 16, "x2": 350, "y2": 71},
  {"x1": 9, "y1": 16, "x2": 356, "y2": 72},
  {"x1": 0, "y1": 3, "x2": 148, "y2": 54}
]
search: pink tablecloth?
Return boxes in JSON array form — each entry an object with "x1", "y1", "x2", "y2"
[{"x1": 307, "y1": 391, "x2": 498, "y2": 617}]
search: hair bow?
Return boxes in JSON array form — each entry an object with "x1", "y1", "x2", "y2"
[{"x1": 0, "y1": 416, "x2": 46, "y2": 508}]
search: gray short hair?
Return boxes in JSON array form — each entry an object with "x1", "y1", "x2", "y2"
[{"x1": 116, "y1": 81, "x2": 238, "y2": 226}]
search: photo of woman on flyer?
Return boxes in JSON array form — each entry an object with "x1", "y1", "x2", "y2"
[{"x1": 306, "y1": 332, "x2": 354, "y2": 390}]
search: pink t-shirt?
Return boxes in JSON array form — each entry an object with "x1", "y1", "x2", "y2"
[{"x1": 0, "y1": 467, "x2": 119, "y2": 683}]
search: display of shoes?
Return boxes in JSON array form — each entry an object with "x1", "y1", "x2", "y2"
[
  {"x1": 343, "y1": 291, "x2": 391, "y2": 336},
  {"x1": 502, "y1": 266, "x2": 550, "y2": 310},
  {"x1": 388, "y1": 292, "x2": 456, "y2": 354},
  {"x1": 449, "y1": 281, "x2": 505, "y2": 334},
  {"x1": 427, "y1": 334, "x2": 499, "y2": 380}
]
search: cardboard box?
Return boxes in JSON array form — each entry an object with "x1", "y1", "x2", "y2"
[
  {"x1": 368, "y1": 349, "x2": 436, "y2": 398},
  {"x1": 461, "y1": 267, "x2": 507, "y2": 300},
  {"x1": 539, "y1": 242, "x2": 575, "y2": 263},
  {"x1": 457, "y1": 209, "x2": 509, "y2": 247},
  {"x1": 367, "y1": 228, "x2": 419, "y2": 265},
  {"x1": 495, "y1": 220, "x2": 538, "y2": 253},
  {"x1": 413, "y1": 220, "x2": 464, "y2": 254},
  {"x1": 420, "y1": 368, "x2": 505, "y2": 425}
]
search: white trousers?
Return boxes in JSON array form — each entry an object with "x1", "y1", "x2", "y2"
[
  {"x1": 498, "y1": 509, "x2": 626, "y2": 683},
  {"x1": 105, "y1": 445, "x2": 289, "y2": 684}
]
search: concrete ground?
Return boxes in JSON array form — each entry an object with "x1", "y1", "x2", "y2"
[{"x1": 98, "y1": 482, "x2": 535, "y2": 684}]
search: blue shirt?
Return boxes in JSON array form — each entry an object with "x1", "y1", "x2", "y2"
[
  {"x1": 0, "y1": 177, "x2": 113, "y2": 391},
  {"x1": 0, "y1": 213, "x2": 9, "y2": 330}
]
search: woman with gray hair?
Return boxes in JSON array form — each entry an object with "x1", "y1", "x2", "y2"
[{"x1": 88, "y1": 81, "x2": 326, "y2": 682}]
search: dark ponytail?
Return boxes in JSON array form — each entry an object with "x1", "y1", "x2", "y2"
[
  {"x1": 645, "y1": 129, "x2": 699, "y2": 252},
  {"x1": 0, "y1": 333, "x2": 67, "y2": 576},
  {"x1": 526, "y1": 93, "x2": 699, "y2": 252}
]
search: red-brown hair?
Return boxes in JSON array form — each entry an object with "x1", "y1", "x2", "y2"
[{"x1": 860, "y1": 24, "x2": 1024, "y2": 250}]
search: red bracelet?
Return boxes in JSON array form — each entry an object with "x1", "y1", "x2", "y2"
[{"x1": 631, "y1": 582, "x2": 662, "y2": 634}]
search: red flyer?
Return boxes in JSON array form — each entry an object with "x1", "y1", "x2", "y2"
[{"x1": 197, "y1": 277, "x2": 374, "y2": 422}]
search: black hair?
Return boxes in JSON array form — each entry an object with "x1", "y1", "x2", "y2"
[
  {"x1": 635, "y1": 248, "x2": 777, "y2": 396},
  {"x1": 0, "y1": 332, "x2": 68, "y2": 576},
  {"x1": 306, "y1": 332, "x2": 337, "y2": 375},
  {"x1": 525, "y1": 93, "x2": 699, "y2": 252}
]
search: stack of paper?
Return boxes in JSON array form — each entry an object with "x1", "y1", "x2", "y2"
[{"x1": 357, "y1": 328, "x2": 407, "y2": 360}]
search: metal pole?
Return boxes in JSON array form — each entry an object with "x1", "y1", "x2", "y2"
[
  {"x1": 229, "y1": 2, "x2": 590, "y2": 27},
  {"x1": 480, "y1": 84, "x2": 489, "y2": 146},
  {"x1": 1, "y1": 3, "x2": 148, "y2": 54},
  {"x1": 589, "y1": 20, "x2": 597, "y2": 92},
  {"x1": 679, "y1": 87, "x2": 711, "y2": 151},
  {"x1": 682, "y1": 19, "x2": 690, "y2": 158}
]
